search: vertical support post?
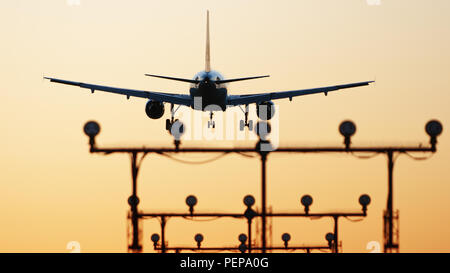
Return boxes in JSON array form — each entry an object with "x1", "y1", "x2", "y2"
[
  {"x1": 385, "y1": 150, "x2": 395, "y2": 252},
  {"x1": 129, "y1": 152, "x2": 142, "y2": 252},
  {"x1": 260, "y1": 152, "x2": 268, "y2": 253},
  {"x1": 333, "y1": 216, "x2": 339, "y2": 253},
  {"x1": 247, "y1": 219, "x2": 252, "y2": 253},
  {"x1": 161, "y1": 216, "x2": 167, "y2": 253},
  {"x1": 131, "y1": 152, "x2": 138, "y2": 196}
]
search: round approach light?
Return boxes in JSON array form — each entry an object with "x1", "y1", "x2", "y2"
[
  {"x1": 282, "y1": 233, "x2": 291, "y2": 248},
  {"x1": 359, "y1": 194, "x2": 371, "y2": 207},
  {"x1": 238, "y1": 234, "x2": 248, "y2": 243},
  {"x1": 151, "y1": 233, "x2": 160, "y2": 244},
  {"x1": 186, "y1": 195, "x2": 198, "y2": 207},
  {"x1": 238, "y1": 243, "x2": 247, "y2": 253},
  {"x1": 83, "y1": 121, "x2": 100, "y2": 137},
  {"x1": 281, "y1": 233, "x2": 291, "y2": 242},
  {"x1": 127, "y1": 195, "x2": 140, "y2": 207},
  {"x1": 301, "y1": 195, "x2": 313, "y2": 207},
  {"x1": 339, "y1": 120, "x2": 356, "y2": 137},
  {"x1": 425, "y1": 120, "x2": 443, "y2": 137},
  {"x1": 170, "y1": 120, "x2": 185, "y2": 140},
  {"x1": 243, "y1": 195, "x2": 256, "y2": 207},
  {"x1": 325, "y1": 233, "x2": 335, "y2": 243},
  {"x1": 194, "y1": 233, "x2": 204, "y2": 243}
]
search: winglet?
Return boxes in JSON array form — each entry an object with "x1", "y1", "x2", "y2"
[{"x1": 205, "y1": 10, "x2": 211, "y2": 72}]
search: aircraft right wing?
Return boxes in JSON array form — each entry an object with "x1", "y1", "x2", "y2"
[
  {"x1": 44, "y1": 77, "x2": 192, "y2": 106},
  {"x1": 226, "y1": 81, "x2": 374, "y2": 106}
]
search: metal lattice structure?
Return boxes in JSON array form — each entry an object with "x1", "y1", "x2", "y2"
[{"x1": 81, "y1": 119, "x2": 442, "y2": 253}]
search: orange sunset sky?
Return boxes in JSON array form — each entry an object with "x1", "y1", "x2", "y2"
[{"x1": 1, "y1": 0, "x2": 450, "y2": 252}]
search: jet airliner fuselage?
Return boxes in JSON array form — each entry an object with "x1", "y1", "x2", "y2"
[{"x1": 190, "y1": 70, "x2": 227, "y2": 110}]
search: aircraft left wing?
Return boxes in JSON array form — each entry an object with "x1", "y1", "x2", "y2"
[
  {"x1": 226, "y1": 81, "x2": 374, "y2": 106},
  {"x1": 44, "y1": 77, "x2": 192, "y2": 106}
]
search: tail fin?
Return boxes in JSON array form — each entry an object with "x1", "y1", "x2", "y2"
[{"x1": 205, "y1": 10, "x2": 211, "y2": 72}]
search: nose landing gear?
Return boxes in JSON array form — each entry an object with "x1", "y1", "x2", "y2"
[{"x1": 208, "y1": 111, "x2": 216, "y2": 129}]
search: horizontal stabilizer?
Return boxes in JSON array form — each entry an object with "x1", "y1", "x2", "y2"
[
  {"x1": 145, "y1": 74, "x2": 199, "y2": 84},
  {"x1": 216, "y1": 75, "x2": 269, "y2": 84}
]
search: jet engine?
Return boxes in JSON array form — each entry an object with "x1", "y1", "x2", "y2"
[
  {"x1": 256, "y1": 101, "x2": 275, "y2": 120},
  {"x1": 145, "y1": 100, "x2": 165, "y2": 119}
]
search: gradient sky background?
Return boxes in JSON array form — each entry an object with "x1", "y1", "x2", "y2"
[{"x1": 1, "y1": 0, "x2": 450, "y2": 252}]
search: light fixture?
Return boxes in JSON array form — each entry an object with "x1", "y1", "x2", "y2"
[
  {"x1": 83, "y1": 121, "x2": 100, "y2": 137},
  {"x1": 339, "y1": 120, "x2": 356, "y2": 149},
  {"x1": 128, "y1": 195, "x2": 140, "y2": 207},
  {"x1": 185, "y1": 195, "x2": 197, "y2": 215},
  {"x1": 151, "y1": 233, "x2": 160, "y2": 246},
  {"x1": 170, "y1": 120, "x2": 185, "y2": 140},
  {"x1": 425, "y1": 120, "x2": 443, "y2": 137},
  {"x1": 325, "y1": 232, "x2": 334, "y2": 247},
  {"x1": 281, "y1": 233, "x2": 291, "y2": 248},
  {"x1": 301, "y1": 195, "x2": 313, "y2": 214},
  {"x1": 194, "y1": 233, "x2": 204, "y2": 248},
  {"x1": 238, "y1": 243, "x2": 247, "y2": 253},
  {"x1": 359, "y1": 194, "x2": 371, "y2": 213},
  {"x1": 243, "y1": 195, "x2": 255, "y2": 207},
  {"x1": 425, "y1": 120, "x2": 443, "y2": 150}
]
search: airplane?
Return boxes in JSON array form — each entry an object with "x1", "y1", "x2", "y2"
[{"x1": 45, "y1": 11, "x2": 374, "y2": 132}]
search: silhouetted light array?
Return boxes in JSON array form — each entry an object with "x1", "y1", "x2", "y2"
[
  {"x1": 300, "y1": 194, "x2": 371, "y2": 214},
  {"x1": 82, "y1": 119, "x2": 442, "y2": 253}
]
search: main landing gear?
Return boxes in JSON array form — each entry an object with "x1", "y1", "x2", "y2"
[
  {"x1": 166, "y1": 104, "x2": 184, "y2": 132},
  {"x1": 239, "y1": 104, "x2": 253, "y2": 131}
]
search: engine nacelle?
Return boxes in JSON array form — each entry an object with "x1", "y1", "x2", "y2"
[
  {"x1": 145, "y1": 100, "x2": 165, "y2": 119},
  {"x1": 256, "y1": 101, "x2": 275, "y2": 120}
]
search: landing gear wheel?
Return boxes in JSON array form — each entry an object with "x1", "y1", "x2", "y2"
[
  {"x1": 240, "y1": 120, "x2": 245, "y2": 131},
  {"x1": 248, "y1": 120, "x2": 254, "y2": 131},
  {"x1": 208, "y1": 121, "x2": 216, "y2": 129}
]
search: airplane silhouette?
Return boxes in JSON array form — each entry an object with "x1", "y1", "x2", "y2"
[{"x1": 45, "y1": 11, "x2": 373, "y2": 131}]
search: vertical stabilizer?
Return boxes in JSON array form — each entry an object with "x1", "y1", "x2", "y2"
[{"x1": 205, "y1": 10, "x2": 211, "y2": 72}]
